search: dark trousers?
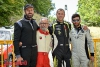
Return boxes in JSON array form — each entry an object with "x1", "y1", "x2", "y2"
[
  {"x1": 57, "y1": 59, "x2": 71, "y2": 67},
  {"x1": 52, "y1": 48, "x2": 71, "y2": 67},
  {"x1": 19, "y1": 46, "x2": 37, "y2": 67}
]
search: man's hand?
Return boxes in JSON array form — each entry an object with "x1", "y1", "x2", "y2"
[
  {"x1": 90, "y1": 56, "x2": 94, "y2": 62},
  {"x1": 17, "y1": 56, "x2": 23, "y2": 65},
  {"x1": 19, "y1": 42, "x2": 22, "y2": 47},
  {"x1": 83, "y1": 25, "x2": 88, "y2": 30}
]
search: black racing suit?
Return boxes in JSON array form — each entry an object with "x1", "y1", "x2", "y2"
[
  {"x1": 49, "y1": 21, "x2": 71, "y2": 67},
  {"x1": 13, "y1": 16, "x2": 39, "y2": 67}
]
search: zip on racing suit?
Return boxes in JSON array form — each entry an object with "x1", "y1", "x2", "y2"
[
  {"x1": 69, "y1": 25, "x2": 94, "y2": 67},
  {"x1": 49, "y1": 21, "x2": 71, "y2": 67}
]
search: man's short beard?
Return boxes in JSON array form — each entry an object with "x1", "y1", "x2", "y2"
[
  {"x1": 26, "y1": 14, "x2": 33, "y2": 19},
  {"x1": 74, "y1": 24, "x2": 80, "y2": 28},
  {"x1": 41, "y1": 28, "x2": 47, "y2": 31}
]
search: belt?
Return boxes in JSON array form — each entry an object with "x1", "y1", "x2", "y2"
[
  {"x1": 32, "y1": 45, "x2": 37, "y2": 47},
  {"x1": 38, "y1": 52, "x2": 48, "y2": 55},
  {"x1": 21, "y1": 45, "x2": 37, "y2": 48}
]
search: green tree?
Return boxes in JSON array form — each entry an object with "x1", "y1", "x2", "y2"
[
  {"x1": 48, "y1": 16, "x2": 56, "y2": 23},
  {"x1": 0, "y1": 0, "x2": 54, "y2": 26},
  {"x1": 0, "y1": 0, "x2": 25, "y2": 27},
  {"x1": 25, "y1": 0, "x2": 54, "y2": 16},
  {"x1": 77, "y1": 0, "x2": 100, "y2": 26}
]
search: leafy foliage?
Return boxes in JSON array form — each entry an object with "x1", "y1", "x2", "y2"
[
  {"x1": 25, "y1": 0, "x2": 54, "y2": 16},
  {"x1": 48, "y1": 16, "x2": 56, "y2": 23},
  {"x1": 0, "y1": 0, "x2": 24, "y2": 26},
  {"x1": 0, "y1": 0, "x2": 54, "y2": 26},
  {"x1": 77, "y1": 0, "x2": 100, "y2": 26}
]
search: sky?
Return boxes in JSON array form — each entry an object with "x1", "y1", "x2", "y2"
[{"x1": 50, "y1": 0, "x2": 79, "y2": 22}]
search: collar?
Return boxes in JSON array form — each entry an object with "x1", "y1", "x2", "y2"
[
  {"x1": 74, "y1": 24, "x2": 81, "y2": 29},
  {"x1": 38, "y1": 29, "x2": 49, "y2": 35},
  {"x1": 57, "y1": 20, "x2": 64, "y2": 24},
  {"x1": 74, "y1": 25, "x2": 83, "y2": 33}
]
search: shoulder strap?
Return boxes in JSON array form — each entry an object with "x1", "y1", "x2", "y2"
[
  {"x1": 16, "y1": 20, "x2": 23, "y2": 42},
  {"x1": 52, "y1": 22, "x2": 57, "y2": 50},
  {"x1": 52, "y1": 22, "x2": 57, "y2": 34},
  {"x1": 17, "y1": 21, "x2": 22, "y2": 28},
  {"x1": 64, "y1": 21, "x2": 71, "y2": 31},
  {"x1": 17, "y1": 20, "x2": 23, "y2": 36},
  {"x1": 17, "y1": 20, "x2": 23, "y2": 32}
]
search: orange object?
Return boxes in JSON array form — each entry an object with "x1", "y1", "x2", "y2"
[{"x1": 36, "y1": 52, "x2": 50, "y2": 67}]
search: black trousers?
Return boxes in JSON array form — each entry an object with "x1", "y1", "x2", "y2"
[
  {"x1": 52, "y1": 47, "x2": 71, "y2": 67},
  {"x1": 19, "y1": 46, "x2": 37, "y2": 67}
]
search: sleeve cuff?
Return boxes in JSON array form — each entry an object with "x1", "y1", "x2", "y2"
[
  {"x1": 16, "y1": 55, "x2": 21, "y2": 58},
  {"x1": 90, "y1": 53, "x2": 94, "y2": 56}
]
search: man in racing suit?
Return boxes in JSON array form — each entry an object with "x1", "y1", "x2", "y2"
[
  {"x1": 70, "y1": 14, "x2": 94, "y2": 67},
  {"x1": 36, "y1": 17, "x2": 52, "y2": 67},
  {"x1": 49, "y1": 8, "x2": 71, "y2": 67},
  {"x1": 13, "y1": 4, "x2": 39, "y2": 67}
]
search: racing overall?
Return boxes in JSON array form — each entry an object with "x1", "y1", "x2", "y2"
[
  {"x1": 36, "y1": 29, "x2": 52, "y2": 67},
  {"x1": 14, "y1": 17, "x2": 39, "y2": 67},
  {"x1": 51, "y1": 21, "x2": 71, "y2": 67},
  {"x1": 69, "y1": 25, "x2": 94, "y2": 67}
]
